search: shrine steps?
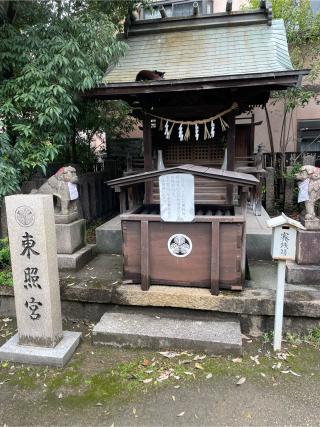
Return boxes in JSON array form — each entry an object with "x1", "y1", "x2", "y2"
[{"x1": 92, "y1": 306, "x2": 242, "y2": 355}]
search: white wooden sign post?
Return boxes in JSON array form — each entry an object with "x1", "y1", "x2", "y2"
[{"x1": 267, "y1": 213, "x2": 305, "y2": 351}]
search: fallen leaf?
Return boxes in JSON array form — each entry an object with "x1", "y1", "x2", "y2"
[
  {"x1": 236, "y1": 377, "x2": 246, "y2": 386},
  {"x1": 272, "y1": 362, "x2": 282, "y2": 370},
  {"x1": 250, "y1": 355, "x2": 260, "y2": 365},
  {"x1": 132, "y1": 407, "x2": 136, "y2": 415},
  {"x1": 184, "y1": 371, "x2": 193, "y2": 376},
  {"x1": 193, "y1": 355, "x2": 206, "y2": 361},
  {"x1": 206, "y1": 373, "x2": 213, "y2": 379},
  {"x1": 96, "y1": 402, "x2": 102, "y2": 406},
  {"x1": 276, "y1": 352, "x2": 289, "y2": 360},
  {"x1": 158, "y1": 351, "x2": 179, "y2": 359},
  {"x1": 58, "y1": 393, "x2": 63, "y2": 399},
  {"x1": 195, "y1": 363, "x2": 204, "y2": 370},
  {"x1": 232, "y1": 357, "x2": 242, "y2": 363},
  {"x1": 177, "y1": 412, "x2": 185, "y2": 417},
  {"x1": 142, "y1": 359, "x2": 151, "y2": 366},
  {"x1": 289, "y1": 370, "x2": 301, "y2": 377},
  {"x1": 172, "y1": 395, "x2": 175, "y2": 401},
  {"x1": 145, "y1": 369, "x2": 153, "y2": 374},
  {"x1": 174, "y1": 385, "x2": 181, "y2": 389},
  {"x1": 142, "y1": 378, "x2": 153, "y2": 384},
  {"x1": 179, "y1": 359, "x2": 192, "y2": 365},
  {"x1": 260, "y1": 373, "x2": 266, "y2": 378}
]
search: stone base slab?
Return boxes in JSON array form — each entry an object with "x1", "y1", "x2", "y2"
[
  {"x1": 56, "y1": 219, "x2": 86, "y2": 254},
  {"x1": 93, "y1": 310, "x2": 242, "y2": 355},
  {"x1": 286, "y1": 261, "x2": 320, "y2": 285},
  {"x1": 55, "y1": 212, "x2": 79, "y2": 224},
  {"x1": 0, "y1": 331, "x2": 81, "y2": 367},
  {"x1": 58, "y1": 244, "x2": 95, "y2": 271},
  {"x1": 296, "y1": 230, "x2": 320, "y2": 265}
]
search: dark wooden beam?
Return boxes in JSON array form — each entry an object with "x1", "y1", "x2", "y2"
[
  {"x1": 226, "y1": 112, "x2": 236, "y2": 203},
  {"x1": 227, "y1": 112, "x2": 236, "y2": 171},
  {"x1": 143, "y1": 115, "x2": 153, "y2": 203},
  {"x1": 226, "y1": 0, "x2": 233, "y2": 13}
]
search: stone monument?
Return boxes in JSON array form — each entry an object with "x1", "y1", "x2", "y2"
[
  {"x1": 0, "y1": 194, "x2": 81, "y2": 366},
  {"x1": 286, "y1": 165, "x2": 320, "y2": 284},
  {"x1": 33, "y1": 166, "x2": 95, "y2": 270}
]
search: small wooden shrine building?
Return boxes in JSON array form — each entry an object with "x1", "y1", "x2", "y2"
[
  {"x1": 85, "y1": 1, "x2": 306, "y2": 207},
  {"x1": 84, "y1": 1, "x2": 308, "y2": 294}
]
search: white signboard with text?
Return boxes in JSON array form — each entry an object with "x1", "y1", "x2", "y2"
[{"x1": 159, "y1": 173, "x2": 195, "y2": 222}]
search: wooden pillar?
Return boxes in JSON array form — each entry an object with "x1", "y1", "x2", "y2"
[
  {"x1": 210, "y1": 221, "x2": 220, "y2": 295},
  {"x1": 240, "y1": 188, "x2": 248, "y2": 285},
  {"x1": 140, "y1": 220, "x2": 150, "y2": 290},
  {"x1": 226, "y1": 112, "x2": 236, "y2": 204},
  {"x1": 143, "y1": 115, "x2": 153, "y2": 204}
]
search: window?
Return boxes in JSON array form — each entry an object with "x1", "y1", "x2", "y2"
[
  {"x1": 142, "y1": 0, "x2": 212, "y2": 20},
  {"x1": 298, "y1": 120, "x2": 320, "y2": 152}
]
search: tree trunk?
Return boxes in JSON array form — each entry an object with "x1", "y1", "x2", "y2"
[{"x1": 264, "y1": 105, "x2": 275, "y2": 167}]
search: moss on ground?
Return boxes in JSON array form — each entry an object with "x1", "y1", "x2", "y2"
[{"x1": 0, "y1": 318, "x2": 319, "y2": 412}]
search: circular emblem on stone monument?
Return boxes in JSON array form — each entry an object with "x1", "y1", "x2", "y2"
[
  {"x1": 15, "y1": 206, "x2": 35, "y2": 227},
  {"x1": 168, "y1": 233, "x2": 192, "y2": 257}
]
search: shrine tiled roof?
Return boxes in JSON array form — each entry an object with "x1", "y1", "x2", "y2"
[{"x1": 104, "y1": 12, "x2": 293, "y2": 84}]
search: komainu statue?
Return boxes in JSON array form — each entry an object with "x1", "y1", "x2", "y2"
[
  {"x1": 32, "y1": 166, "x2": 80, "y2": 222},
  {"x1": 296, "y1": 165, "x2": 320, "y2": 227}
]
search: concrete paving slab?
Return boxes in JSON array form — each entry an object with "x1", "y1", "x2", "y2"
[
  {"x1": 0, "y1": 330, "x2": 81, "y2": 367},
  {"x1": 93, "y1": 310, "x2": 242, "y2": 354}
]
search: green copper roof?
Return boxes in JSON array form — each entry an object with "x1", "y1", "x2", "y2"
[{"x1": 104, "y1": 18, "x2": 293, "y2": 84}]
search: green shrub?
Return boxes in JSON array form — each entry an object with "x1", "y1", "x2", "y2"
[
  {"x1": 0, "y1": 269, "x2": 13, "y2": 287},
  {"x1": 0, "y1": 238, "x2": 10, "y2": 268}
]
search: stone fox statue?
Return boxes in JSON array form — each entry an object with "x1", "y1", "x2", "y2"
[
  {"x1": 32, "y1": 166, "x2": 79, "y2": 216},
  {"x1": 135, "y1": 70, "x2": 165, "y2": 81}
]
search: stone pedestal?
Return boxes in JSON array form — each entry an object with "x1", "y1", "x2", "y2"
[
  {"x1": 56, "y1": 218, "x2": 94, "y2": 271},
  {"x1": 296, "y1": 230, "x2": 320, "y2": 264},
  {"x1": 56, "y1": 219, "x2": 86, "y2": 254},
  {"x1": 286, "y1": 229, "x2": 320, "y2": 285},
  {"x1": 0, "y1": 194, "x2": 81, "y2": 366}
]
